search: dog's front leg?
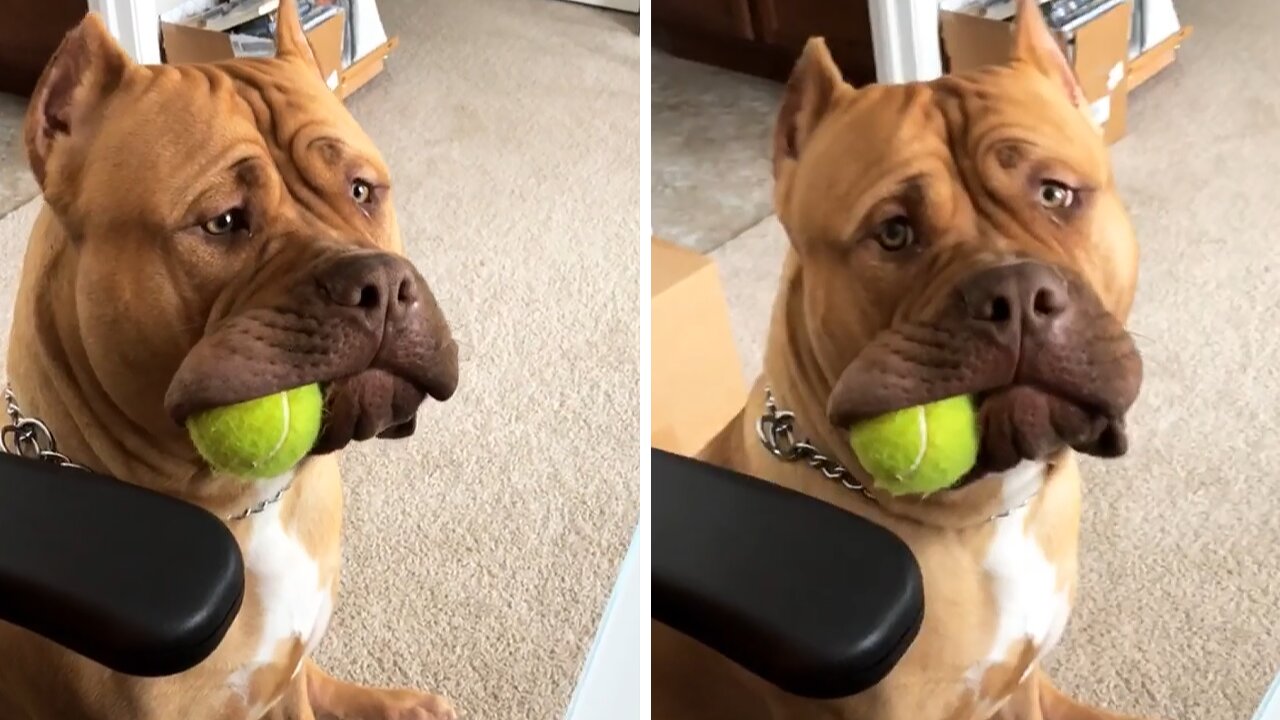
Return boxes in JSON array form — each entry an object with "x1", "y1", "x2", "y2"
[
  {"x1": 300, "y1": 659, "x2": 457, "y2": 720},
  {"x1": 995, "y1": 668, "x2": 1151, "y2": 720}
]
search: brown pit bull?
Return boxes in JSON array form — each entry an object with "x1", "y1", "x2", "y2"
[
  {"x1": 0, "y1": 2, "x2": 459, "y2": 719},
  {"x1": 653, "y1": 2, "x2": 1149, "y2": 719}
]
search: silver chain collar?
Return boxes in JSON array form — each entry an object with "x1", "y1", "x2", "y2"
[
  {"x1": 755, "y1": 387, "x2": 877, "y2": 504},
  {"x1": 1, "y1": 385, "x2": 287, "y2": 521},
  {"x1": 3, "y1": 387, "x2": 88, "y2": 471},
  {"x1": 223, "y1": 480, "x2": 293, "y2": 521},
  {"x1": 755, "y1": 387, "x2": 1029, "y2": 522}
]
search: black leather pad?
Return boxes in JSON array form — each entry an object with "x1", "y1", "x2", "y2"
[
  {"x1": 652, "y1": 448, "x2": 924, "y2": 699},
  {"x1": 0, "y1": 453, "x2": 244, "y2": 676}
]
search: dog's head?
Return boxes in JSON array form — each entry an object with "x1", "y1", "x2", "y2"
[
  {"x1": 23, "y1": 1, "x2": 456, "y2": 457},
  {"x1": 773, "y1": 1, "x2": 1141, "y2": 478}
]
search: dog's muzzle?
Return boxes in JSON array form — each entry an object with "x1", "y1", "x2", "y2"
[{"x1": 827, "y1": 260, "x2": 1142, "y2": 477}]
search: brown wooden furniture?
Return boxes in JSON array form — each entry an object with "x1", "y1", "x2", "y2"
[
  {"x1": 0, "y1": 0, "x2": 88, "y2": 97},
  {"x1": 653, "y1": 0, "x2": 876, "y2": 85}
]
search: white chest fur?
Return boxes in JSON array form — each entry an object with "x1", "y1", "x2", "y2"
[
  {"x1": 964, "y1": 461, "x2": 1072, "y2": 713},
  {"x1": 227, "y1": 474, "x2": 333, "y2": 714}
]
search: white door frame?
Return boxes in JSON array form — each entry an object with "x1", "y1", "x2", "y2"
[
  {"x1": 867, "y1": 0, "x2": 943, "y2": 84},
  {"x1": 87, "y1": 0, "x2": 162, "y2": 65}
]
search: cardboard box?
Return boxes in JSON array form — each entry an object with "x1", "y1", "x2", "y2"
[
  {"x1": 160, "y1": 7, "x2": 346, "y2": 91},
  {"x1": 652, "y1": 238, "x2": 748, "y2": 458},
  {"x1": 941, "y1": 2, "x2": 1133, "y2": 144}
]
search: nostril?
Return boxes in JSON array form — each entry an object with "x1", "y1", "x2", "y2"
[
  {"x1": 987, "y1": 296, "x2": 1012, "y2": 323},
  {"x1": 1033, "y1": 288, "x2": 1063, "y2": 317},
  {"x1": 396, "y1": 277, "x2": 415, "y2": 306},
  {"x1": 357, "y1": 284, "x2": 380, "y2": 310}
]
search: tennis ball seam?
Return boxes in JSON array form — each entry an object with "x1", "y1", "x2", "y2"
[
  {"x1": 897, "y1": 405, "x2": 928, "y2": 482},
  {"x1": 255, "y1": 391, "x2": 292, "y2": 471}
]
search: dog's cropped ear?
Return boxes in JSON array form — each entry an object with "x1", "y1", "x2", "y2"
[
  {"x1": 773, "y1": 38, "x2": 846, "y2": 177},
  {"x1": 25, "y1": 13, "x2": 132, "y2": 189},
  {"x1": 274, "y1": 0, "x2": 323, "y2": 78},
  {"x1": 1011, "y1": 0, "x2": 1086, "y2": 107}
]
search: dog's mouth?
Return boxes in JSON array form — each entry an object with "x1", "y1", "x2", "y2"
[
  {"x1": 164, "y1": 318, "x2": 458, "y2": 456},
  {"x1": 827, "y1": 265, "x2": 1141, "y2": 479},
  {"x1": 164, "y1": 323, "x2": 457, "y2": 455},
  {"x1": 163, "y1": 251, "x2": 458, "y2": 456}
]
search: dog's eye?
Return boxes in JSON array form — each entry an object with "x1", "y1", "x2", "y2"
[
  {"x1": 874, "y1": 217, "x2": 915, "y2": 252},
  {"x1": 1038, "y1": 181, "x2": 1075, "y2": 209},
  {"x1": 351, "y1": 179, "x2": 374, "y2": 204},
  {"x1": 201, "y1": 208, "x2": 248, "y2": 236}
]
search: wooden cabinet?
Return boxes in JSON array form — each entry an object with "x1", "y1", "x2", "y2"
[
  {"x1": 0, "y1": 0, "x2": 89, "y2": 96},
  {"x1": 754, "y1": 0, "x2": 869, "y2": 47},
  {"x1": 654, "y1": 0, "x2": 876, "y2": 86},
  {"x1": 653, "y1": 0, "x2": 755, "y2": 40}
]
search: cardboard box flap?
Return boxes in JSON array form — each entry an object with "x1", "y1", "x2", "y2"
[
  {"x1": 652, "y1": 239, "x2": 707, "y2": 298},
  {"x1": 1072, "y1": 4, "x2": 1131, "y2": 99},
  {"x1": 304, "y1": 10, "x2": 345, "y2": 80},
  {"x1": 940, "y1": 3, "x2": 1131, "y2": 144},
  {"x1": 940, "y1": 10, "x2": 1019, "y2": 70},
  {"x1": 651, "y1": 238, "x2": 747, "y2": 458},
  {"x1": 160, "y1": 20, "x2": 237, "y2": 65},
  {"x1": 941, "y1": 3, "x2": 1130, "y2": 100}
]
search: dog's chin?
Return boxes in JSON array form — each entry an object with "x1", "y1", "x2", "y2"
[{"x1": 311, "y1": 369, "x2": 428, "y2": 455}]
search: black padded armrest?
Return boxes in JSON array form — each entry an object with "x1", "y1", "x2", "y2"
[
  {"x1": 0, "y1": 453, "x2": 244, "y2": 676},
  {"x1": 652, "y1": 448, "x2": 924, "y2": 699}
]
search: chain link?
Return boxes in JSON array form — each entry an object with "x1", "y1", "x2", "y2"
[
  {"x1": 2, "y1": 385, "x2": 285, "y2": 521},
  {"x1": 224, "y1": 483, "x2": 291, "y2": 521},
  {"x1": 756, "y1": 387, "x2": 878, "y2": 503},
  {"x1": 2, "y1": 386, "x2": 88, "y2": 471}
]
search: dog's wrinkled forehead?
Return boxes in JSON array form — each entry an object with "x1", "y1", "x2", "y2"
[
  {"x1": 74, "y1": 59, "x2": 383, "y2": 220},
  {"x1": 785, "y1": 68, "x2": 1110, "y2": 227},
  {"x1": 772, "y1": 0, "x2": 1114, "y2": 243},
  {"x1": 25, "y1": 0, "x2": 389, "y2": 228}
]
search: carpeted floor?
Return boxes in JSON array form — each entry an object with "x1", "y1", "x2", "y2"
[
  {"x1": 651, "y1": 52, "x2": 779, "y2": 253},
  {"x1": 0, "y1": 93, "x2": 37, "y2": 218},
  {"x1": 0, "y1": 1, "x2": 639, "y2": 719},
  {"x1": 686, "y1": 1, "x2": 1280, "y2": 718}
]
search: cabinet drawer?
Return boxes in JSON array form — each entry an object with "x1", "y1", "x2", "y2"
[{"x1": 653, "y1": 0, "x2": 755, "y2": 40}]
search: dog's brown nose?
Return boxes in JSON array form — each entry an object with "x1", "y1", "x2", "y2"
[
  {"x1": 960, "y1": 261, "x2": 1070, "y2": 337},
  {"x1": 317, "y1": 253, "x2": 419, "y2": 324}
]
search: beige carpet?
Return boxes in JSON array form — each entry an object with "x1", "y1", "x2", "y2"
[
  {"x1": 0, "y1": 93, "x2": 37, "y2": 218},
  {"x1": 0, "y1": 1, "x2": 639, "y2": 719},
  {"x1": 651, "y1": 52, "x2": 780, "y2": 252},
  {"x1": 704, "y1": 2, "x2": 1280, "y2": 718}
]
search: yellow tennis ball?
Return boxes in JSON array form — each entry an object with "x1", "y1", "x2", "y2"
[
  {"x1": 186, "y1": 384, "x2": 323, "y2": 480},
  {"x1": 848, "y1": 395, "x2": 979, "y2": 497}
]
